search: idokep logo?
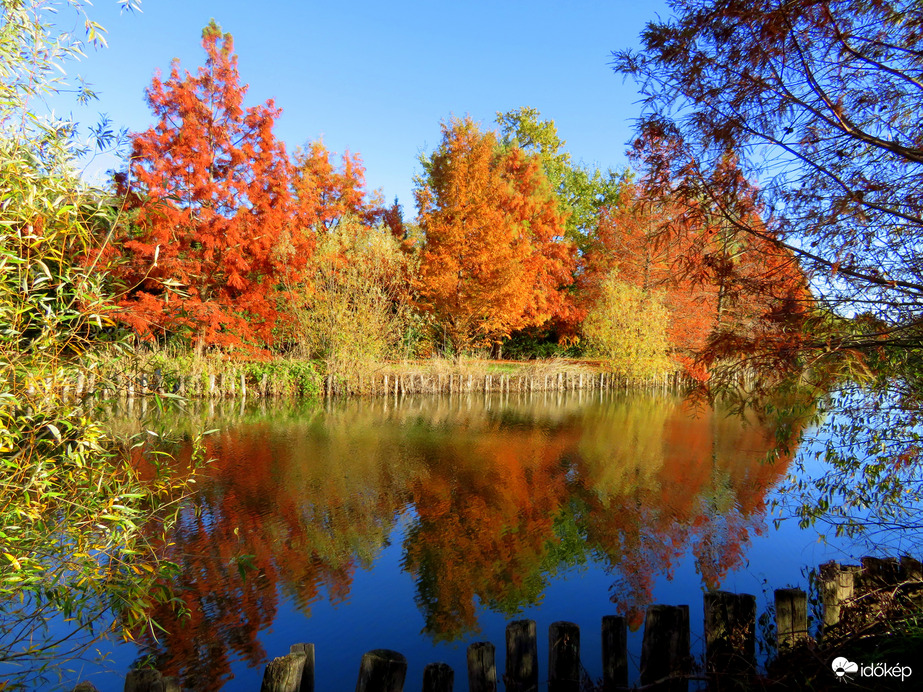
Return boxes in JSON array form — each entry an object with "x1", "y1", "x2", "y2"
[{"x1": 831, "y1": 656, "x2": 912, "y2": 683}]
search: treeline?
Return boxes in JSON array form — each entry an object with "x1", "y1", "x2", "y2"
[{"x1": 78, "y1": 21, "x2": 808, "y2": 381}]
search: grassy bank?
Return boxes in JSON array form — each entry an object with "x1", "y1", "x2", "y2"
[{"x1": 83, "y1": 349, "x2": 685, "y2": 400}]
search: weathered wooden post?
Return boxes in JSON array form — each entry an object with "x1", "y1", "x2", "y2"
[
  {"x1": 72, "y1": 682, "x2": 100, "y2": 692},
  {"x1": 819, "y1": 562, "x2": 857, "y2": 633},
  {"x1": 859, "y1": 556, "x2": 901, "y2": 592},
  {"x1": 355, "y1": 649, "x2": 407, "y2": 692},
  {"x1": 467, "y1": 642, "x2": 497, "y2": 692},
  {"x1": 124, "y1": 669, "x2": 180, "y2": 692},
  {"x1": 548, "y1": 621, "x2": 580, "y2": 692},
  {"x1": 640, "y1": 604, "x2": 689, "y2": 691},
  {"x1": 703, "y1": 591, "x2": 756, "y2": 682},
  {"x1": 601, "y1": 615, "x2": 628, "y2": 691},
  {"x1": 422, "y1": 663, "x2": 454, "y2": 692},
  {"x1": 262, "y1": 648, "x2": 308, "y2": 692},
  {"x1": 505, "y1": 619, "x2": 537, "y2": 692},
  {"x1": 774, "y1": 588, "x2": 808, "y2": 649},
  {"x1": 290, "y1": 643, "x2": 315, "y2": 692}
]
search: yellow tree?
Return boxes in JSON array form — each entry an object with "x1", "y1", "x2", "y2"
[{"x1": 414, "y1": 117, "x2": 572, "y2": 352}]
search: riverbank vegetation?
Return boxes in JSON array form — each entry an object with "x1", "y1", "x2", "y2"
[{"x1": 74, "y1": 17, "x2": 808, "y2": 388}]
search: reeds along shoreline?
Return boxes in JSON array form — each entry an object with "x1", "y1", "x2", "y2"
[{"x1": 44, "y1": 358, "x2": 691, "y2": 401}]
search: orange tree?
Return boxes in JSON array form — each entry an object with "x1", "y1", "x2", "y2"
[
  {"x1": 100, "y1": 21, "x2": 307, "y2": 351},
  {"x1": 413, "y1": 117, "x2": 575, "y2": 353}
]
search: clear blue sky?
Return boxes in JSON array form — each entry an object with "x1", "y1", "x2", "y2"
[{"x1": 59, "y1": 0, "x2": 670, "y2": 216}]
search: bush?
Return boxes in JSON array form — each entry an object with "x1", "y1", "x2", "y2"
[{"x1": 582, "y1": 274, "x2": 674, "y2": 379}]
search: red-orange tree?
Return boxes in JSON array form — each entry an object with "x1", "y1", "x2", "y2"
[
  {"x1": 414, "y1": 117, "x2": 574, "y2": 352},
  {"x1": 104, "y1": 22, "x2": 306, "y2": 350}
]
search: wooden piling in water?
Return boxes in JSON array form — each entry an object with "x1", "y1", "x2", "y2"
[
  {"x1": 71, "y1": 683, "x2": 99, "y2": 692},
  {"x1": 601, "y1": 615, "x2": 627, "y2": 691},
  {"x1": 123, "y1": 669, "x2": 180, "y2": 692},
  {"x1": 262, "y1": 649, "x2": 308, "y2": 692},
  {"x1": 548, "y1": 621, "x2": 580, "y2": 692},
  {"x1": 774, "y1": 588, "x2": 808, "y2": 649},
  {"x1": 640, "y1": 604, "x2": 690, "y2": 691},
  {"x1": 704, "y1": 591, "x2": 756, "y2": 681},
  {"x1": 355, "y1": 649, "x2": 407, "y2": 692},
  {"x1": 422, "y1": 663, "x2": 453, "y2": 692},
  {"x1": 290, "y1": 643, "x2": 314, "y2": 692},
  {"x1": 504, "y1": 619, "x2": 537, "y2": 692},
  {"x1": 466, "y1": 642, "x2": 497, "y2": 692},
  {"x1": 819, "y1": 562, "x2": 857, "y2": 633}
]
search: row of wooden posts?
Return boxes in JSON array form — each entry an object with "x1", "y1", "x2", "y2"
[
  {"x1": 73, "y1": 555, "x2": 923, "y2": 692},
  {"x1": 55, "y1": 368, "x2": 685, "y2": 401}
]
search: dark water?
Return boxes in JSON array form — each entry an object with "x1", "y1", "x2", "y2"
[{"x1": 62, "y1": 390, "x2": 863, "y2": 690}]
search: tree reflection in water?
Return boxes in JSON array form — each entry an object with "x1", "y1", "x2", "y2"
[{"x1": 122, "y1": 391, "x2": 794, "y2": 690}]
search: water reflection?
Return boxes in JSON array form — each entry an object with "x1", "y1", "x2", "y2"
[{"x1": 122, "y1": 391, "x2": 792, "y2": 689}]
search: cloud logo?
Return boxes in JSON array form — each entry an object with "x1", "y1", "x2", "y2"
[{"x1": 832, "y1": 657, "x2": 859, "y2": 679}]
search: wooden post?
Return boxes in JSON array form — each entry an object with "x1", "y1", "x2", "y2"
[
  {"x1": 355, "y1": 649, "x2": 407, "y2": 692},
  {"x1": 124, "y1": 669, "x2": 180, "y2": 692},
  {"x1": 262, "y1": 650, "x2": 307, "y2": 692},
  {"x1": 422, "y1": 663, "x2": 453, "y2": 692},
  {"x1": 775, "y1": 588, "x2": 808, "y2": 649},
  {"x1": 820, "y1": 562, "x2": 856, "y2": 632},
  {"x1": 505, "y1": 619, "x2": 537, "y2": 692},
  {"x1": 290, "y1": 643, "x2": 315, "y2": 692},
  {"x1": 548, "y1": 621, "x2": 580, "y2": 692},
  {"x1": 704, "y1": 591, "x2": 756, "y2": 680},
  {"x1": 72, "y1": 683, "x2": 100, "y2": 692},
  {"x1": 900, "y1": 555, "x2": 923, "y2": 581},
  {"x1": 860, "y1": 556, "x2": 900, "y2": 590},
  {"x1": 466, "y1": 642, "x2": 497, "y2": 692},
  {"x1": 601, "y1": 615, "x2": 628, "y2": 691},
  {"x1": 640, "y1": 604, "x2": 689, "y2": 691}
]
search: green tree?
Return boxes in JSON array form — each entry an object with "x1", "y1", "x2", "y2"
[
  {"x1": 496, "y1": 107, "x2": 629, "y2": 254},
  {"x1": 292, "y1": 216, "x2": 416, "y2": 384}
]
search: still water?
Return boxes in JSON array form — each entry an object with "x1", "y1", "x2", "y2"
[{"x1": 66, "y1": 390, "x2": 865, "y2": 690}]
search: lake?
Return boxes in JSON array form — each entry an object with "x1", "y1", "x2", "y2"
[{"x1": 59, "y1": 389, "x2": 871, "y2": 691}]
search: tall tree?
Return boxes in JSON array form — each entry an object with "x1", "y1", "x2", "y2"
[
  {"x1": 414, "y1": 117, "x2": 574, "y2": 352},
  {"x1": 614, "y1": 0, "x2": 923, "y2": 541},
  {"x1": 614, "y1": 0, "x2": 922, "y2": 372},
  {"x1": 105, "y1": 21, "x2": 305, "y2": 350}
]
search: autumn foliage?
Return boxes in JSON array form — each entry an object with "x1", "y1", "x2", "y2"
[
  {"x1": 414, "y1": 118, "x2": 575, "y2": 352},
  {"x1": 88, "y1": 22, "x2": 810, "y2": 376},
  {"x1": 98, "y1": 22, "x2": 376, "y2": 352}
]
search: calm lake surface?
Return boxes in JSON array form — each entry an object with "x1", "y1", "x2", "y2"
[{"x1": 63, "y1": 390, "x2": 871, "y2": 691}]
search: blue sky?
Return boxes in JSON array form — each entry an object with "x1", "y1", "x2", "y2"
[{"x1": 58, "y1": 0, "x2": 670, "y2": 216}]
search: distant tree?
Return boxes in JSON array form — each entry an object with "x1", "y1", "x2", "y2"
[
  {"x1": 105, "y1": 21, "x2": 305, "y2": 350},
  {"x1": 414, "y1": 117, "x2": 574, "y2": 352},
  {"x1": 496, "y1": 107, "x2": 628, "y2": 253},
  {"x1": 293, "y1": 216, "x2": 415, "y2": 379},
  {"x1": 290, "y1": 140, "x2": 382, "y2": 234}
]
